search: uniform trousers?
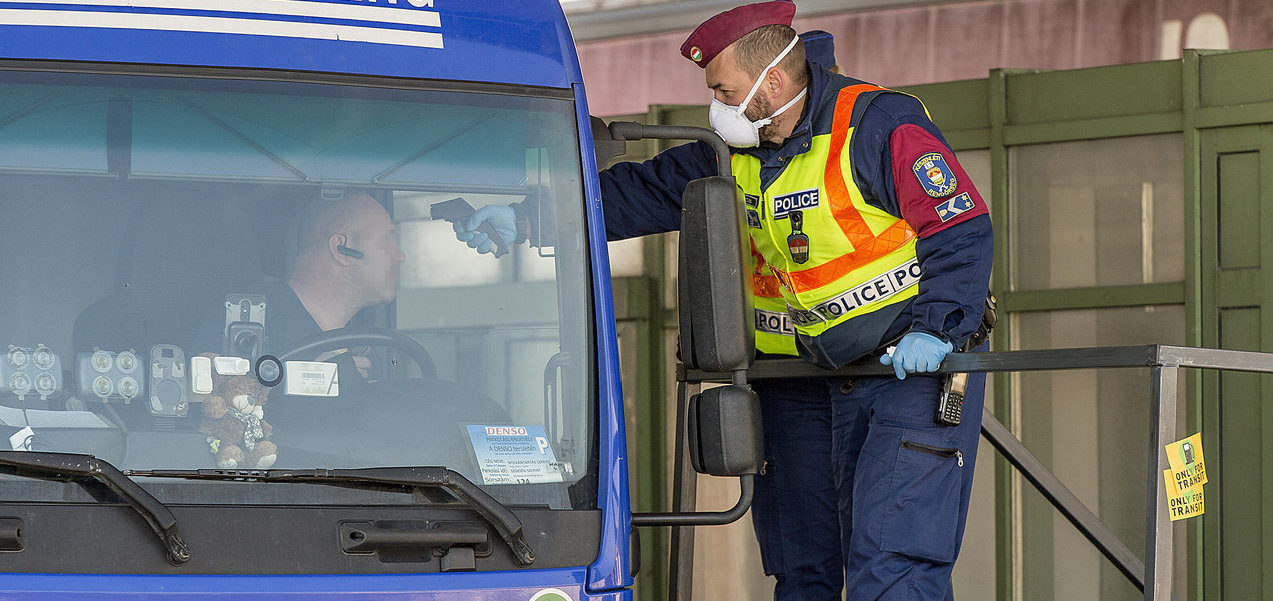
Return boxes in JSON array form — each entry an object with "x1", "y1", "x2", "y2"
[{"x1": 751, "y1": 369, "x2": 986, "y2": 601}]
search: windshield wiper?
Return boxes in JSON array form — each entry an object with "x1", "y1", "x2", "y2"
[
  {"x1": 0, "y1": 451, "x2": 190, "y2": 565},
  {"x1": 124, "y1": 466, "x2": 536, "y2": 566}
]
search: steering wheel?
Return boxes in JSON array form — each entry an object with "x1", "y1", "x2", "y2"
[{"x1": 276, "y1": 327, "x2": 437, "y2": 380}]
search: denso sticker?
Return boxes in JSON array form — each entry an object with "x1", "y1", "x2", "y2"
[
  {"x1": 771, "y1": 188, "x2": 820, "y2": 219},
  {"x1": 466, "y1": 425, "x2": 567, "y2": 485}
]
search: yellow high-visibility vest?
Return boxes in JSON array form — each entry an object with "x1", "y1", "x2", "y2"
[{"x1": 736, "y1": 84, "x2": 919, "y2": 340}]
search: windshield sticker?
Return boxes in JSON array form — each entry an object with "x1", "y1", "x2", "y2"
[
  {"x1": 466, "y1": 425, "x2": 566, "y2": 485},
  {"x1": 8, "y1": 426, "x2": 33, "y2": 451},
  {"x1": 283, "y1": 361, "x2": 339, "y2": 397}
]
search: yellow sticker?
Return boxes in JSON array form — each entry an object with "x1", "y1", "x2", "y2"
[
  {"x1": 1165, "y1": 432, "x2": 1207, "y2": 493},
  {"x1": 1163, "y1": 470, "x2": 1205, "y2": 521}
]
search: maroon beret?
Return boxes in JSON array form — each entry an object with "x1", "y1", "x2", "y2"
[{"x1": 680, "y1": 1, "x2": 797, "y2": 68}]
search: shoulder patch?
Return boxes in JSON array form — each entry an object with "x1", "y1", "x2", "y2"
[
  {"x1": 912, "y1": 152, "x2": 957, "y2": 198},
  {"x1": 935, "y1": 192, "x2": 975, "y2": 222}
]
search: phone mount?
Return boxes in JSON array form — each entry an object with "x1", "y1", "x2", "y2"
[{"x1": 224, "y1": 295, "x2": 266, "y2": 360}]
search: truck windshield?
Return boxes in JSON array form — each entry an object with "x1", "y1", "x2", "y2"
[{"x1": 0, "y1": 70, "x2": 594, "y2": 510}]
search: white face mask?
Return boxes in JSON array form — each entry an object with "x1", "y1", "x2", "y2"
[{"x1": 709, "y1": 36, "x2": 808, "y2": 148}]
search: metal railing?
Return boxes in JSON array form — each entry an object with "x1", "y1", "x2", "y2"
[{"x1": 667, "y1": 345, "x2": 1273, "y2": 601}]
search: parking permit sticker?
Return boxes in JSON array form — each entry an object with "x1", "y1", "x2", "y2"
[
  {"x1": 283, "y1": 361, "x2": 339, "y2": 397},
  {"x1": 466, "y1": 425, "x2": 566, "y2": 485}
]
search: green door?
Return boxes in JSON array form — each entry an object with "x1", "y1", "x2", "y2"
[{"x1": 1200, "y1": 124, "x2": 1273, "y2": 601}]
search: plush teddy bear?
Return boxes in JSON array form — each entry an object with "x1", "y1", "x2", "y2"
[{"x1": 192, "y1": 357, "x2": 277, "y2": 469}]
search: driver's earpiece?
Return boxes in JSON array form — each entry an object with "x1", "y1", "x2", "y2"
[{"x1": 336, "y1": 235, "x2": 364, "y2": 260}]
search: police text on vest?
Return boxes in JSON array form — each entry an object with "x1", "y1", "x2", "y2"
[{"x1": 771, "y1": 188, "x2": 820, "y2": 220}]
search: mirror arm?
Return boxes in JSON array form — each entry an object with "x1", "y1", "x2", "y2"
[
  {"x1": 629, "y1": 475, "x2": 753, "y2": 527},
  {"x1": 606, "y1": 122, "x2": 732, "y2": 178}
]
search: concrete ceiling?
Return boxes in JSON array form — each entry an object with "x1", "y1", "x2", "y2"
[{"x1": 561, "y1": 0, "x2": 961, "y2": 41}]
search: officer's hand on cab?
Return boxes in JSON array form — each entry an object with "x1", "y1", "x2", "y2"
[
  {"x1": 879, "y1": 331, "x2": 953, "y2": 380},
  {"x1": 453, "y1": 205, "x2": 517, "y2": 255}
]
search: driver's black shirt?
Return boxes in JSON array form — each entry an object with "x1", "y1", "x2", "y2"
[{"x1": 262, "y1": 282, "x2": 322, "y2": 357}]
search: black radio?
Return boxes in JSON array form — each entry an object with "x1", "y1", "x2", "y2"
[{"x1": 936, "y1": 372, "x2": 966, "y2": 427}]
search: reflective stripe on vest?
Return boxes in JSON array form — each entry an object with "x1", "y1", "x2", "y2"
[
  {"x1": 736, "y1": 83, "x2": 920, "y2": 338},
  {"x1": 752, "y1": 242, "x2": 798, "y2": 355}
]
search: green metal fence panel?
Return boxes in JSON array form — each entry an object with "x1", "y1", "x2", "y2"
[
  {"x1": 1005, "y1": 61, "x2": 1183, "y2": 125},
  {"x1": 1200, "y1": 49, "x2": 1273, "y2": 108}
]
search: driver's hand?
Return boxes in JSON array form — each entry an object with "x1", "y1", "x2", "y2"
[
  {"x1": 453, "y1": 205, "x2": 516, "y2": 255},
  {"x1": 315, "y1": 348, "x2": 371, "y2": 380},
  {"x1": 351, "y1": 355, "x2": 371, "y2": 380}
]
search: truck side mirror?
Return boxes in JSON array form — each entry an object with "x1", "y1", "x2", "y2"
[
  {"x1": 688, "y1": 384, "x2": 763, "y2": 476},
  {"x1": 590, "y1": 116, "x2": 627, "y2": 168},
  {"x1": 678, "y1": 176, "x2": 754, "y2": 372}
]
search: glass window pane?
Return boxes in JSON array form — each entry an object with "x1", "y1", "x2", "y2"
[
  {"x1": 0, "y1": 71, "x2": 593, "y2": 510},
  {"x1": 1011, "y1": 305, "x2": 1188, "y2": 601},
  {"x1": 1010, "y1": 134, "x2": 1184, "y2": 290}
]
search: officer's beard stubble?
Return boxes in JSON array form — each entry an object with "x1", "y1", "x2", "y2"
[{"x1": 747, "y1": 93, "x2": 781, "y2": 145}]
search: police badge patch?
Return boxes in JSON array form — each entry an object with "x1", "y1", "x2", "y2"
[{"x1": 912, "y1": 152, "x2": 957, "y2": 198}]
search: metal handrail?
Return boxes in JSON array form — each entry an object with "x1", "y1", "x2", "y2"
[
  {"x1": 672, "y1": 345, "x2": 1273, "y2": 601},
  {"x1": 682, "y1": 344, "x2": 1273, "y2": 381}
]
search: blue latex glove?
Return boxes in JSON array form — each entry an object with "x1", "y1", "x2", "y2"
[
  {"x1": 879, "y1": 332, "x2": 954, "y2": 380},
  {"x1": 452, "y1": 205, "x2": 516, "y2": 255}
]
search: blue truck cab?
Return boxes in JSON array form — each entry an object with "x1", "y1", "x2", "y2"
[{"x1": 0, "y1": 1, "x2": 640, "y2": 598}]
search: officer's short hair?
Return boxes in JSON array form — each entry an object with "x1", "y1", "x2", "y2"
[{"x1": 734, "y1": 24, "x2": 809, "y2": 87}]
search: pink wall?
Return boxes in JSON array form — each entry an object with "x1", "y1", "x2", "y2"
[{"x1": 577, "y1": 0, "x2": 1273, "y2": 116}]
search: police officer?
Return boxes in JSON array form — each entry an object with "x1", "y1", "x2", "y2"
[
  {"x1": 740, "y1": 28, "x2": 846, "y2": 601},
  {"x1": 456, "y1": 3, "x2": 991, "y2": 599}
]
